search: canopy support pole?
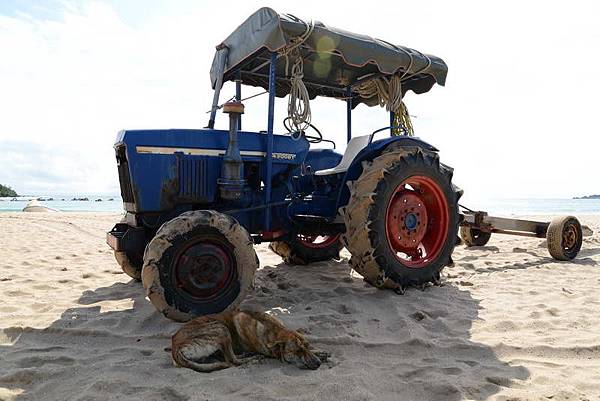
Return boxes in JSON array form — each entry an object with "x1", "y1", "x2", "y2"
[
  {"x1": 265, "y1": 52, "x2": 277, "y2": 230},
  {"x1": 346, "y1": 86, "x2": 352, "y2": 143},
  {"x1": 208, "y1": 45, "x2": 228, "y2": 129},
  {"x1": 235, "y1": 70, "x2": 242, "y2": 130},
  {"x1": 390, "y1": 111, "x2": 395, "y2": 135}
]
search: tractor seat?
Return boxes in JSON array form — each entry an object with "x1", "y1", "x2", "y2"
[{"x1": 314, "y1": 134, "x2": 371, "y2": 176}]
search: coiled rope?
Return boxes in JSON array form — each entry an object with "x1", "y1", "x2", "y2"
[
  {"x1": 354, "y1": 75, "x2": 414, "y2": 136},
  {"x1": 286, "y1": 56, "x2": 311, "y2": 132},
  {"x1": 279, "y1": 14, "x2": 314, "y2": 132}
]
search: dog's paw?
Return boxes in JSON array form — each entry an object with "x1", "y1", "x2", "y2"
[{"x1": 313, "y1": 350, "x2": 331, "y2": 362}]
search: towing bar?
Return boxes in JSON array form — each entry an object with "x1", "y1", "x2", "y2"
[{"x1": 460, "y1": 211, "x2": 593, "y2": 238}]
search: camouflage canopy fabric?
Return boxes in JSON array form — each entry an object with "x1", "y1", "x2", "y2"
[{"x1": 209, "y1": 7, "x2": 447, "y2": 107}]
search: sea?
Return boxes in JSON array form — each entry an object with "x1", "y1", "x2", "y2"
[
  {"x1": 1, "y1": 195, "x2": 600, "y2": 215},
  {"x1": 0, "y1": 195, "x2": 123, "y2": 213}
]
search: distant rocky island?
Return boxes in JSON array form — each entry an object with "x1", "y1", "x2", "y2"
[
  {"x1": 574, "y1": 194, "x2": 600, "y2": 199},
  {"x1": 0, "y1": 184, "x2": 18, "y2": 197}
]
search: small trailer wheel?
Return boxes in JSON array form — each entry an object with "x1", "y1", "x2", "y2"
[
  {"x1": 546, "y1": 216, "x2": 582, "y2": 261},
  {"x1": 459, "y1": 226, "x2": 492, "y2": 247}
]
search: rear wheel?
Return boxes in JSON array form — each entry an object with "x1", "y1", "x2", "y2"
[
  {"x1": 460, "y1": 226, "x2": 492, "y2": 247},
  {"x1": 269, "y1": 234, "x2": 342, "y2": 265},
  {"x1": 141, "y1": 210, "x2": 258, "y2": 322},
  {"x1": 546, "y1": 216, "x2": 582, "y2": 261},
  {"x1": 342, "y1": 147, "x2": 461, "y2": 291}
]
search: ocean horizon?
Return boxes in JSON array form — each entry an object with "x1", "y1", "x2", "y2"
[{"x1": 2, "y1": 195, "x2": 600, "y2": 216}]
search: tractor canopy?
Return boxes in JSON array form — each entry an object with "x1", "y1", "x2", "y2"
[{"x1": 209, "y1": 7, "x2": 447, "y2": 108}]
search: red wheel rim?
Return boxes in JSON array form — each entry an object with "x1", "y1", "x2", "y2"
[
  {"x1": 173, "y1": 239, "x2": 235, "y2": 300},
  {"x1": 296, "y1": 234, "x2": 341, "y2": 249},
  {"x1": 385, "y1": 175, "x2": 449, "y2": 268}
]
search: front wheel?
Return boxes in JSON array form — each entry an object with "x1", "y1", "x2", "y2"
[
  {"x1": 141, "y1": 210, "x2": 258, "y2": 322},
  {"x1": 269, "y1": 234, "x2": 342, "y2": 265},
  {"x1": 114, "y1": 250, "x2": 143, "y2": 280},
  {"x1": 342, "y1": 147, "x2": 461, "y2": 290}
]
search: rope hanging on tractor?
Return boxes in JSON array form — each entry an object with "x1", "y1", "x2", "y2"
[
  {"x1": 354, "y1": 75, "x2": 414, "y2": 136},
  {"x1": 278, "y1": 14, "x2": 415, "y2": 137},
  {"x1": 279, "y1": 15, "x2": 314, "y2": 133}
]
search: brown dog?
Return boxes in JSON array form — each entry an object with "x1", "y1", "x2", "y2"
[{"x1": 171, "y1": 310, "x2": 325, "y2": 372}]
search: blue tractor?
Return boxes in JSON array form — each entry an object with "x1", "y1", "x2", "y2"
[{"x1": 107, "y1": 8, "x2": 462, "y2": 322}]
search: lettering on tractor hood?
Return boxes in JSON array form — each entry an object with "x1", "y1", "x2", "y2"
[{"x1": 136, "y1": 145, "x2": 295, "y2": 160}]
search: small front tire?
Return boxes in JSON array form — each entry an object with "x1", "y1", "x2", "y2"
[
  {"x1": 114, "y1": 250, "x2": 143, "y2": 281},
  {"x1": 141, "y1": 210, "x2": 258, "y2": 322}
]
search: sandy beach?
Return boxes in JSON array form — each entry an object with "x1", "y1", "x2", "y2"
[{"x1": 0, "y1": 212, "x2": 599, "y2": 401}]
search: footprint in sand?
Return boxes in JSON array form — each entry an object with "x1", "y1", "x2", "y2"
[
  {"x1": 335, "y1": 304, "x2": 353, "y2": 315},
  {"x1": 410, "y1": 311, "x2": 427, "y2": 321},
  {"x1": 486, "y1": 376, "x2": 512, "y2": 387},
  {"x1": 16, "y1": 355, "x2": 75, "y2": 368}
]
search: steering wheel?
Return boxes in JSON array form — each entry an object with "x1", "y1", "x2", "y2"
[
  {"x1": 283, "y1": 117, "x2": 322, "y2": 142},
  {"x1": 282, "y1": 117, "x2": 335, "y2": 148}
]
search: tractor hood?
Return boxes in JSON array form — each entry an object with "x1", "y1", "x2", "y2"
[{"x1": 210, "y1": 7, "x2": 447, "y2": 107}]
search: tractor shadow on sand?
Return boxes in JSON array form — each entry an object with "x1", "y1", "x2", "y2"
[{"x1": 0, "y1": 256, "x2": 528, "y2": 401}]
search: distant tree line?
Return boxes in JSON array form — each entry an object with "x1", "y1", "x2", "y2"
[{"x1": 0, "y1": 184, "x2": 18, "y2": 197}]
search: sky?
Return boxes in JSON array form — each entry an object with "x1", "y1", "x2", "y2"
[{"x1": 0, "y1": 0, "x2": 598, "y2": 203}]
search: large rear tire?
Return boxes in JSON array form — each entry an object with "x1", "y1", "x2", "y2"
[
  {"x1": 141, "y1": 210, "x2": 258, "y2": 322},
  {"x1": 269, "y1": 234, "x2": 342, "y2": 265},
  {"x1": 342, "y1": 147, "x2": 461, "y2": 291}
]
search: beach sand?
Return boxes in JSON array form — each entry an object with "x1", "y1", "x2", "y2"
[{"x1": 1, "y1": 212, "x2": 599, "y2": 401}]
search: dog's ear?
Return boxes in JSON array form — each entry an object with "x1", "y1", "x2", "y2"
[
  {"x1": 269, "y1": 341, "x2": 287, "y2": 360},
  {"x1": 293, "y1": 332, "x2": 309, "y2": 347}
]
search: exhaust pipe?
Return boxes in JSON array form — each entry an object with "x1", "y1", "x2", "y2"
[{"x1": 218, "y1": 101, "x2": 246, "y2": 200}]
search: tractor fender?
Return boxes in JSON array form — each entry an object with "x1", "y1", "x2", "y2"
[{"x1": 335, "y1": 136, "x2": 439, "y2": 212}]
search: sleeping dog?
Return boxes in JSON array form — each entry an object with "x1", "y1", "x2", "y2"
[{"x1": 171, "y1": 310, "x2": 327, "y2": 372}]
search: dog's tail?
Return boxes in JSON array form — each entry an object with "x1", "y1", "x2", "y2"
[{"x1": 173, "y1": 349, "x2": 231, "y2": 373}]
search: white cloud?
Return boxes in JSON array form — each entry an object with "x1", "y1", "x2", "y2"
[{"x1": 0, "y1": 0, "x2": 598, "y2": 201}]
